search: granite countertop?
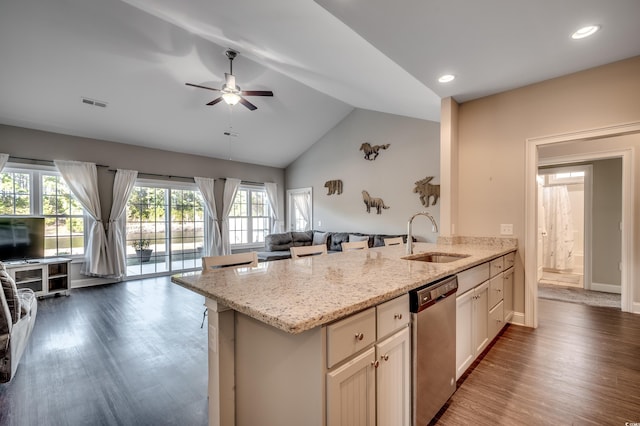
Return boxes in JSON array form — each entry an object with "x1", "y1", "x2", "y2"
[{"x1": 171, "y1": 238, "x2": 517, "y2": 334}]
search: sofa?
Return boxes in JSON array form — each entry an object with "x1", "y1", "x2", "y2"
[
  {"x1": 1, "y1": 262, "x2": 38, "y2": 383},
  {"x1": 257, "y1": 230, "x2": 411, "y2": 262}
]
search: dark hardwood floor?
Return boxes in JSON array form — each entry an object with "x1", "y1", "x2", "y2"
[
  {"x1": 0, "y1": 277, "x2": 208, "y2": 426},
  {"x1": 436, "y1": 299, "x2": 640, "y2": 425},
  {"x1": 3, "y1": 278, "x2": 639, "y2": 426}
]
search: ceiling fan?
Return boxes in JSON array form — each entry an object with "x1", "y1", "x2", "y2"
[{"x1": 186, "y1": 50, "x2": 273, "y2": 111}]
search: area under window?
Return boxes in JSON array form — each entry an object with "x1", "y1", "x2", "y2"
[
  {"x1": 229, "y1": 185, "x2": 271, "y2": 247},
  {"x1": 1, "y1": 166, "x2": 85, "y2": 257}
]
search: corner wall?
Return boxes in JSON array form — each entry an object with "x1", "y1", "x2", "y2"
[
  {"x1": 454, "y1": 56, "x2": 640, "y2": 313},
  {"x1": 285, "y1": 109, "x2": 440, "y2": 241}
]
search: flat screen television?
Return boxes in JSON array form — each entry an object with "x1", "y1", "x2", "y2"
[{"x1": 0, "y1": 216, "x2": 45, "y2": 262}]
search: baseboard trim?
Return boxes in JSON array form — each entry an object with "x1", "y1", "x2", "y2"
[
  {"x1": 590, "y1": 282, "x2": 622, "y2": 294},
  {"x1": 510, "y1": 311, "x2": 525, "y2": 326},
  {"x1": 633, "y1": 302, "x2": 640, "y2": 315},
  {"x1": 72, "y1": 277, "x2": 119, "y2": 288}
]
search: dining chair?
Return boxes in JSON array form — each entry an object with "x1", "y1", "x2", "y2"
[
  {"x1": 384, "y1": 237, "x2": 404, "y2": 246},
  {"x1": 290, "y1": 244, "x2": 328, "y2": 259},
  {"x1": 199, "y1": 251, "x2": 258, "y2": 327},
  {"x1": 341, "y1": 240, "x2": 369, "y2": 251}
]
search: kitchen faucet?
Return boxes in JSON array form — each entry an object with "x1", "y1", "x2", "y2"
[{"x1": 407, "y1": 212, "x2": 439, "y2": 255}]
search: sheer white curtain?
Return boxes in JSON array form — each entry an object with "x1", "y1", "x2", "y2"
[
  {"x1": 54, "y1": 160, "x2": 110, "y2": 276},
  {"x1": 292, "y1": 192, "x2": 311, "y2": 231},
  {"x1": 542, "y1": 185, "x2": 575, "y2": 270},
  {"x1": 195, "y1": 177, "x2": 222, "y2": 257},
  {"x1": 221, "y1": 178, "x2": 241, "y2": 255},
  {"x1": 107, "y1": 169, "x2": 138, "y2": 279},
  {"x1": 264, "y1": 182, "x2": 283, "y2": 233},
  {"x1": 0, "y1": 153, "x2": 8, "y2": 172}
]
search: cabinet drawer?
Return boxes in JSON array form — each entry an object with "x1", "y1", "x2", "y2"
[
  {"x1": 490, "y1": 257, "x2": 504, "y2": 277},
  {"x1": 489, "y1": 301, "x2": 504, "y2": 341},
  {"x1": 327, "y1": 307, "x2": 376, "y2": 368},
  {"x1": 377, "y1": 294, "x2": 409, "y2": 339},
  {"x1": 488, "y1": 274, "x2": 504, "y2": 308},
  {"x1": 504, "y1": 252, "x2": 515, "y2": 270},
  {"x1": 457, "y1": 262, "x2": 490, "y2": 295}
]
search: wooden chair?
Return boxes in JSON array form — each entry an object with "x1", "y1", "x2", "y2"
[
  {"x1": 341, "y1": 240, "x2": 369, "y2": 251},
  {"x1": 384, "y1": 237, "x2": 404, "y2": 246},
  {"x1": 290, "y1": 244, "x2": 328, "y2": 259},
  {"x1": 200, "y1": 252, "x2": 258, "y2": 327},
  {"x1": 202, "y1": 251, "x2": 258, "y2": 273}
]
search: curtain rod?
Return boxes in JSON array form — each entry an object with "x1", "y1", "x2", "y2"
[
  {"x1": 9, "y1": 155, "x2": 109, "y2": 168},
  {"x1": 107, "y1": 170, "x2": 265, "y2": 186}
]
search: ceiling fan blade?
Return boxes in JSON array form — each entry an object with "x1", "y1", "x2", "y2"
[
  {"x1": 186, "y1": 82, "x2": 220, "y2": 92},
  {"x1": 239, "y1": 97, "x2": 257, "y2": 111},
  {"x1": 241, "y1": 90, "x2": 273, "y2": 97},
  {"x1": 207, "y1": 97, "x2": 224, "y2": 106}
]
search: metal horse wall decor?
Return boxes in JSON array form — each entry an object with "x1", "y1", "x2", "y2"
[{"x1": 359, "y1": 142, "x2": 390, "y2": 161}]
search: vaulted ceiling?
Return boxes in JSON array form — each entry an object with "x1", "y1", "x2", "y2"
[{"x1": 1, "y1": 0, "x2": 639, "y2": 167}]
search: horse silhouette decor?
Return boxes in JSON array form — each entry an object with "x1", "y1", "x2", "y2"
[{"x1": 359, "y1": 142, "x2": 390, "y2": 161}]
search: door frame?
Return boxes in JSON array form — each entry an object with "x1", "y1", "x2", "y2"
[{"x1": 524, "y1": 121, "x2": 639, "y2": 327}]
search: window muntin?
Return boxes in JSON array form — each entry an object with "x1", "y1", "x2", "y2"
[
  {"x1": 229, "y1": 186, "x2": 271, "y2": 247},
  {"x1": 0, "y1": 167, "x2": 85, "y2": 257}
]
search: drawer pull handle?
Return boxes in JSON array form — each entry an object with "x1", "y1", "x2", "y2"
[
  {"x1": 394, "y1": 313, "x2": 403, "y2": 320},
  {"x1": 355, "y1": 333, "x2": 364, "y2": 341}
]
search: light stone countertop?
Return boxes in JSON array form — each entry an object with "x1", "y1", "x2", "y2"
[{"x1": 171, "y1": 239, "x2": 517, "y2": 334}]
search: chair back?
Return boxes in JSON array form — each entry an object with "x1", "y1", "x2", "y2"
[
  {"x1": 290, "y1": 244, "x2": 328, "y2": 259},
  {"x1": 202, "y1": 252, "x2": 258, "y2": 273},
  {"x1": 341, "y1": 240, "x2": 369, "y2": 251},
  {"x1": 384, "y1": 237, "x2": 404, "y2": 246}
]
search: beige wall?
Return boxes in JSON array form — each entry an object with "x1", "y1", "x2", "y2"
[
  {"x1": 286, "y1": 108, "x2": 440, "y2": 241},
  {"x1": 455, "y1": 56, "x2": 640, "y2": 313}
]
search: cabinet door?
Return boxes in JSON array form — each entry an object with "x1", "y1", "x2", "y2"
[
  {"x1": 488, "y1": 273, "x2": 504, "y2": 309},
  {"x1": 455, "y1": 289, "x2": 474, "y2": 380},
  {"x1": 503, "y1": 268, "x2": 514, "y2": 323},
  {"x1": 488, "y1": 301, "x2": 504, "y2": 341},
  {"x1": 376, "y1": 327, "x2": 410, "y2": 426},
  {"x1": 473, "y1": 282, "x2": 489, "y2": 356},
  {"x1": 327, "y1": 347, "x2": 375, "y2": 426}
]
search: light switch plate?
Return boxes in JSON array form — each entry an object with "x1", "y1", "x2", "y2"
[{"x1": 500, "y1": 224, "x2": 514, "y2": 235}]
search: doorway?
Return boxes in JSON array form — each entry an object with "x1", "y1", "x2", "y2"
[{"x1": 524, "y1": 122, "x2": 639, "y2": 327}]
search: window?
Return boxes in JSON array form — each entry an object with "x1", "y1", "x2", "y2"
[
  {"x1": 126, "y1": 182, "x2": 205, "y2": 277},
  {"x1": 229, "y1": 185, "x2": 271, "y2": 247},
  {"x1": 1, "y1": 166, "x2": 85, "y2": 257}
]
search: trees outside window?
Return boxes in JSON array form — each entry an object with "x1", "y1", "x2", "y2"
[{"x1": 229, "y1": 186, "x2": 271, "y2": 247}]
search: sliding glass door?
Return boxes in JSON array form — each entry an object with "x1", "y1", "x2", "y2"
[{"x1": 126, "y1": 182, "x2": 204, "y2": 277}]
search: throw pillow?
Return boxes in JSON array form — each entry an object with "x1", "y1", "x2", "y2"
[
  {"x1": 349, "y1": 234, "x2": 370, "y2": 243},
  {"x1": 0, "y1": 264, "x2": 21, "y2": 324},
  {"x1": 312, "y1": 231, "x2": 328, "y2": 246}
]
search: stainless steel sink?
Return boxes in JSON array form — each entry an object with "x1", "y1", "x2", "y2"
[{"x1": 402, "y1": 252, "x2": 470, "y2": 263}]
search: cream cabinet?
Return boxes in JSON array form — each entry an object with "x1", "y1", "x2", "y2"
[
  {"x1": 456, "y1": 251, "x2": 516, "y2": 380},
  {"x1": 376, "y1": 327, "x2": 410, "y2": 426},
  {"x1": 456, "y1": 280, "x2": 489, "y2": 379},
  {"x1": 4, "y1": 258, "x2": 71, "y2": 297}
]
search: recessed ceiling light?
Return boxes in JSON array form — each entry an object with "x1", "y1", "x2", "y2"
[
  {"x1": 438, "y1": 74, "x2": 455, "y2": 83},
  {"x1": 571, "y1": 25, "x2": 600, "y2": 40}
]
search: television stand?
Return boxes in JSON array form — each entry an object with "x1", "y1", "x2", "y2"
[{"x1": 4, "y1": 258, "x2": 72, "y2": 297}]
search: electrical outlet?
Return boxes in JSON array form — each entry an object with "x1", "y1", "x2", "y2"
[{"x1": 500, "y1": 224, "x2": 513, "y2": 235}]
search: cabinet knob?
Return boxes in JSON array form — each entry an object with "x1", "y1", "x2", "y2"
[
  {"x1": 355, "y1": 333, "x2": 364, "y2": 341},
  {"x1": 371, "y1": 360, "x2": 380, "y2": 368},
  {"x1": 394, "y1": 313, "x2": 403, "y2": 320},
  {"x1": 381, "y1": 354, "x2": 389, "y2": 361}
]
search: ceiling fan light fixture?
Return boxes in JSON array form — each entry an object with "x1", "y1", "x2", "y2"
[
  {"x1": 222, "y1": 92, "x2": 241, "y2": 105},
  {"x1": 571, "y1": 25, "x2": 600, "y2": 39},
  {"x1": 438, "y1": 74, "x2": 455, "y2": 83}
]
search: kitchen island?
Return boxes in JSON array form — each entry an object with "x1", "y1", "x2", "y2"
[{"x1": 172, "y1": 239, "x2": 517, "y2": 426}]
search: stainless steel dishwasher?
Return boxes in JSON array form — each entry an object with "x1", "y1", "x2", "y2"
[{"x1": 410, "y1": 275, "x2": 458, "y2": 425}]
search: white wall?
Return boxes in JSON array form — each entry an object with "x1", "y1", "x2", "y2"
[{"x1": 286, "y1": 109, "x2": 440, "y2": 241}]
